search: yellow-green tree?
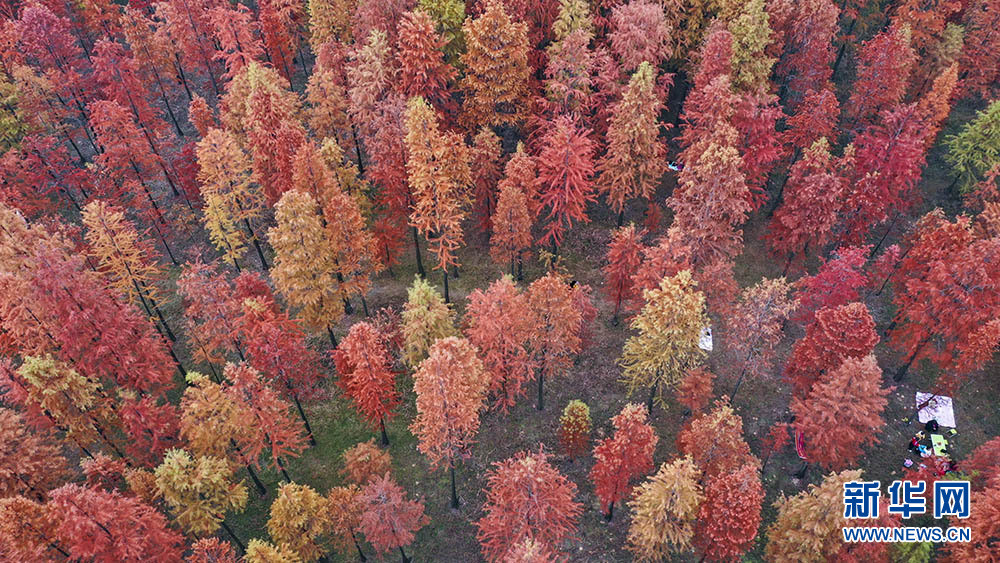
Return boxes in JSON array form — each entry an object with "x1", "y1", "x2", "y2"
[
  {"x1": 620, "y1": 270, "x2": 709, "y2": 412},
  {"x1": 765, "y1": 469, "x2": 863, "y2": 562},
  {"x1": 418, "y1": 0, "x2": 466, "y2": 63},
  {"x1": 196, "y1": 127, "x2": 269, "y2": 269},
  {"x1": 154, "y1": 449, "x2": 248, "y2": 545},
  {"x1": 267, "y1": 482, "x2": 334, "y2": 562},
  {"x1": 626, "y1": 456, "x2": 704, "y2": 561},
  {"x1": 728, "y1": 0, "x2": 775, "y2": 92},
  {"x1": 0, "y1": 76, "x2": 27, "y2": 150},
  {"x1": 268, "y1": 190, "x2": 345, "y2": 342},
  {"x1": 401, "y1": 275, "x2": 457, "y2": 367},
  {"x1": 460, "y1": 0, "x2": 531, "y2": 129},
  {"x1": 946, "y1": 100, "x2": 1000, "y2": 192},
  {"x1": 552, "y1": 0, "x2": 593, "y2": 41}
]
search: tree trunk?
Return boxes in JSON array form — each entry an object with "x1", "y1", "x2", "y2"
[
  {"x1": 536, "y1": 371, "x2": 545, "y2": 411},
  {"x1": 617, "y1": 209, "x2": 624, "y2": 228},
  {"x1": 792, "y1": 461, "x2": 808, "y2": 479},
  {"x1": 380, "y1": 418, "x2": 389, "y2": 446},
  {"x1": 277, "y1": 458, "x2": 293, "y2": 483},
  {"x1": 517, "y1": 257, "x2": 524, "y2": 281},
  {"x1": 450, "y1": 462, "x2": 459, "y2": 509},
  {"x1": 246, "y1": 464, "x2": 267, "y2": 497},
  {"x1": 220, "y1": 521, "x2": 246, "y2": 553},
  {"x1": 894, "y1": 339, "x2": 929, "y2": 382},
  {"x1": 361, "y1": 296, "x2": 370, "y2": 317},
  {"x1": 412, "y1": 227, "x2": 425, "y2": 277},
  {"x1": 443, "y1": 270, "x2": 450, "y2": 303},
  {"x1": 646, "y1": 383, "x2": 656, "y2": 415},
  {"x1": 730, "y1": 367, "x2": 748, "y2": 404},
  {"x1": 399, "y1": 546, "x2": 410, "y2": 563},
  {"x1": 352, "y1": 533, "x2": 368, "y2": 562},
  {"x1": 292, "y1": 393, "x2": 318, "y2": 446},
  {"x1": 832, "y1": 17, "x2": 857, "y2": 77},
  {"x1": 605, "y1": 500, "x2": 614, "y2": 521},
  {"x1": 244, "y1": 218, "x2": 269, "y2": 269},
  {"x1": 328, "y1": 327, "x2": 338, "y2": 348}
]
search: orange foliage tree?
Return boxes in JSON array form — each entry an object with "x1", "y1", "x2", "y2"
[
  {"x1": 694, "y1": 462, "x2": 764, "y2": 561},
  {"x1": 677, "y1": 399, "x2": 755, "y2": 479},
  {"x1": 490, "y1": 143, "x2": 535, "y2": 276},
  {"x1": 726, "y1": 277, "x2": 796, "y2": 401},
  {"x1": 460, "y1": 0, "x2": 531, "y2": 129},
  {"x1": 410, "y1": 337, "x2": 488, "y2": 508},
  {"x1": 791, "y1": 355, "x2": 891, "y2": 470},
  {"x1": 527, "y1": 272, "x2": 583, "y2": 410},
  {"x1": 464, "y1": 276, "x2": 536, "y2": 411},
  {"x1": 603, "y1": 223, "x2": 646, "y2": 324}
]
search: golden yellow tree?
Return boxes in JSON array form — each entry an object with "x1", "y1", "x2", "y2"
[
  {"x1": 245, "y1": 539, "x2": 304, "y2": 563},
  {"x1": 765, "y1": 469, "x2": 863, "y2": 562},
  {"x1": 405, "y1": 96, "x2": 468, "y2": 302},
  {"x1": 154, "y1": 449, "x2": 248, "y2": 541},
  {"x1": 620, "y1": 270, "x2": 709, "y2": 412},
  {"x1": 268, "y1": 190, "x2": 345, "y2": 343},
  {"x1": 81, "y1": 200, "x2": 174, "y2": 340},
  {"x1": 196, "y1": 127, "x2": 269, "y2": 269},
  {"x1": 626, "y1": 456, "x2": 704, "y2": 561},
  {"x1": 728, "y1": 0, "x2": 775, "y2": 92},
  {"x1": 267, "y1": 482, "x2": 334, "y2": 562},
  {"x1": 459, "y1": 0, "x2": 531, "y2": 129},
  {"x1": 401, "y1": 275, "x2": 457, "y2": 367},
  {"x1": 596, "y1": 61, "x2": 665, "y2": 224}
]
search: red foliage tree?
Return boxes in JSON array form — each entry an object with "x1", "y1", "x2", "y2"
[
  {"x1": 535, "y1": 115, "x2": 596, "y2": 250},
  {"x1": 767, "y1": 138, "x2": 848, "y2": 265},
  {"x1": 332, "y1": 321, "x2": 400, "y2": 445},
  {"x1": 188, "y1": 538, "x2": 239, "y2": 563},
  {"x1": 847, "y1": 24, "x2": 916, "y2": 126},
  {"x1": 732, "y1": 88, "x2": 785, "y2": 207},
  {"x1": 791, "y1": 355, "x2": 891, "y2": 470},
  {"x1": 784, "y1": 302, "x2": 879, "y2": 396},
  {"x1": 117, "y1": 394, "x2": 181, "y2": 468},
  {"x1": 964, "y1": 436, "x2": 1000, "y2": 491},
  {"x1": 590, "y1": 403, "x2": 658, "y2": 520},
  {"x1": 48, "y1": 483, "x2": 185, "y2": 562},
  {"x1": 603, "y1": 224, "x2": 646, "y2": 323},
  {"x1": 0, "y1": 408, "x2": 69, "y2": 499},
  {"x1": 358, "y1": 473, "x2": 428, "y2": 563},
  {"x1": 238, "y1": 293, "x2": 326, "y2": 444},
  {"x1": 794, "y1": 245, "x2": 870, "y2": 324},
  {"x1": 694, "y1": 462, "x2": 764, "y2": 561},
  {"x1": 608, "y1": 0, "x2": 672, "y2": 71},
  {"x1": 0, "y1": 496, "x2": 63, "y2": 560},
  {"x1": 772, "y1": 0, "x2": 838, "y2": 105},
  {"x1": 841, "y1": 103, "x2": 929, "y2": 243},
  {"x1": 783, "y1": 87, "x2": 841, "y2": 154},
  {"x1": 476, "y1": 448, "x2": 583, "y2": 562},
  {"x1": 944, "y1": 484, "x2": 1000, "y2": 562},
  {"x1": 676, "y1": 367, "x2": 715, "y2": 415},
  {"x1": 176, "y1": 260, "x2": 244, "y2": 367},
  {"x1": 464, "y1": 276, "x2": 536, "y2": 411},
  {"x1": 224, "y1": 363, "x2": 309, "y2": 474},
  {"x1": 209, "y1": 4, "x2": 264, "y2": 80},
  {"x1": 957, "y1": 0, "x2": 1000, "y2": 100},
  {"x1": 888, "y1": 213, "x2": 1000, "y2": 382}
]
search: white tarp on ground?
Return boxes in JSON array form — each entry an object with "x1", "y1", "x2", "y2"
[
  {"x1": 699, "y1": 326, "x2": 713, "y2": 352},
  {"x1": 916, "y1": 392, "x2": 956, "y2": 428}
]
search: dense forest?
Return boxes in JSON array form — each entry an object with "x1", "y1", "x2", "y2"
[{"x1": 0, "y1": 0, "x2": 999, "y2": 560}]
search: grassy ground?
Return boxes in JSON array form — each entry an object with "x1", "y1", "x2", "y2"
[{"x1": 203, "y1": 93, "x2": 999, "y2": 563}]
